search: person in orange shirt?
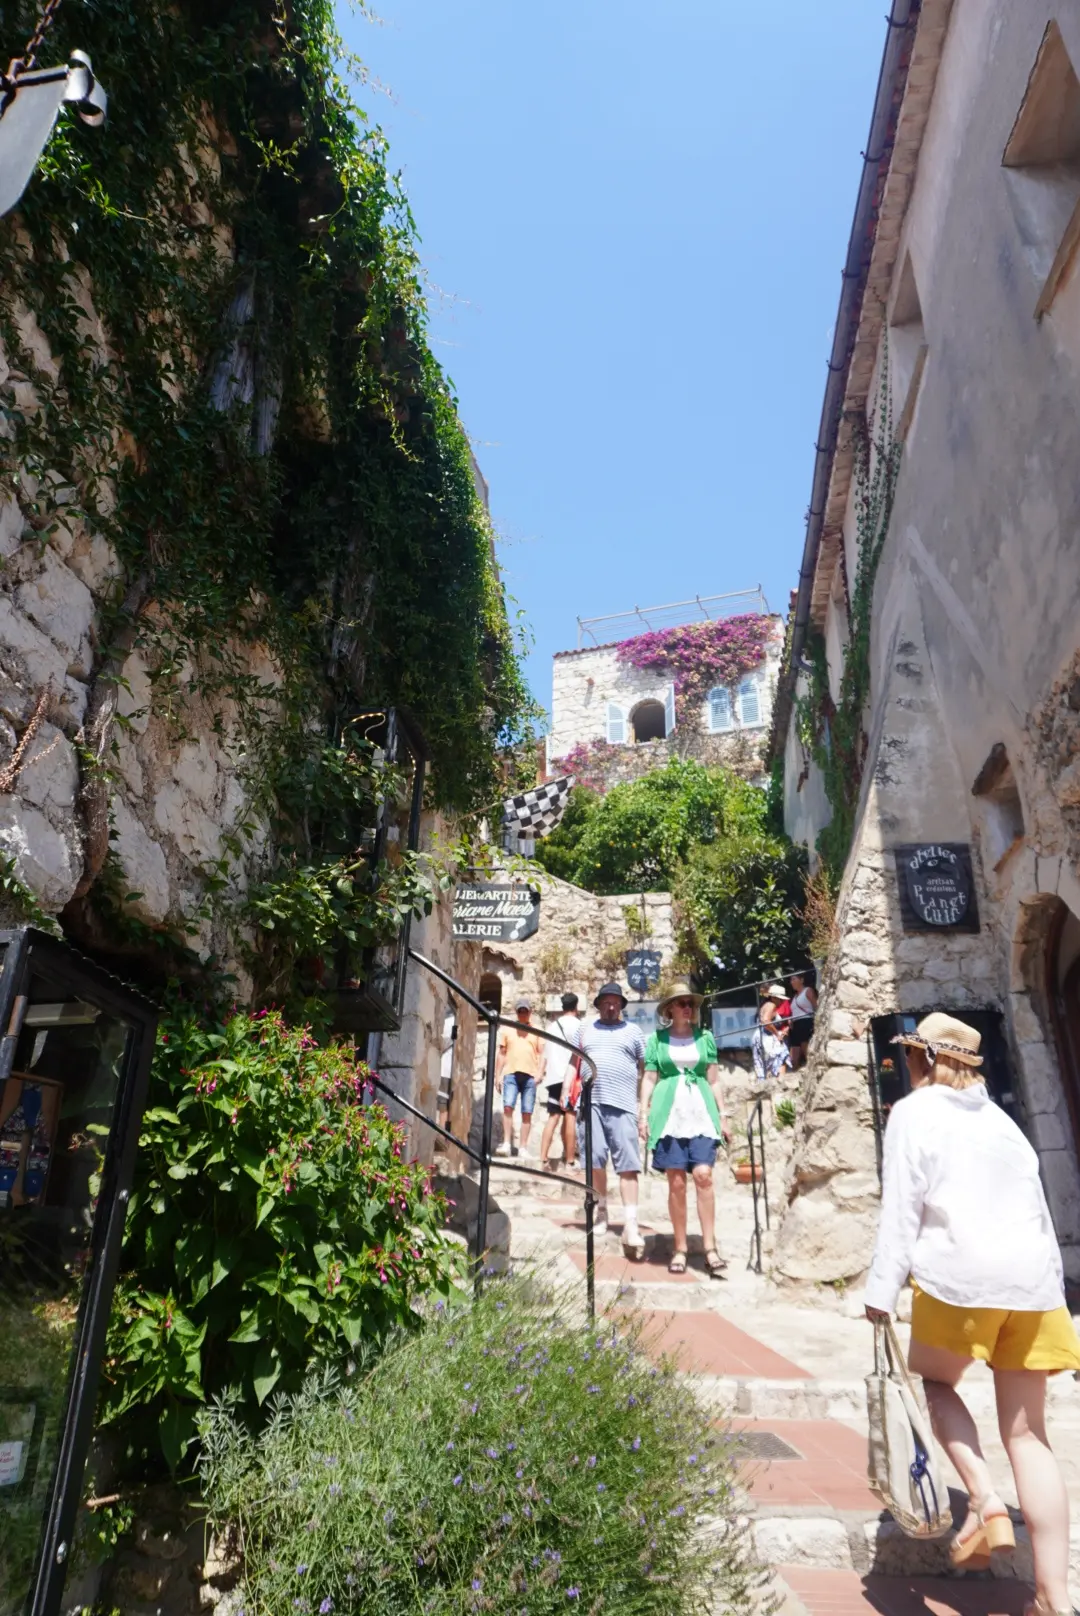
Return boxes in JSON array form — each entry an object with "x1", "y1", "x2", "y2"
[{"x1": 494, "y1": 999, "x2": 546, "y2": 1159}]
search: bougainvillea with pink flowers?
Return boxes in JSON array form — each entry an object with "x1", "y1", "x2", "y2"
[{"x1": 615, "y1": 614, "x2": 772, "y2": 726}]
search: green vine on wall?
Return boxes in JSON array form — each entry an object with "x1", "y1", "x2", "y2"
[
  {"x1": 0, "y1": 0, "x2": 537, "y2": 978},
  {"x1": 800, "y1": 354, "x2": 901, "y2": 881}
]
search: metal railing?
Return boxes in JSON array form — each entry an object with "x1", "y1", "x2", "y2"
[
  {"x1": 745, "y1": 1096, "x2": 770, "y2": 1274},
  {"x1": 576, "y1": 587, "x2": 771, "y2": 648},
  {"x1": 367, "y1": 948, "x2": 601, "y2": 1320}
]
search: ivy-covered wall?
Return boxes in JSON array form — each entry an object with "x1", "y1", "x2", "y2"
[{"x1": 0, "y1": 0, "x2": 534, "y2": 983}]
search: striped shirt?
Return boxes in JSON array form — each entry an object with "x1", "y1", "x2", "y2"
[{"x1": 570, "y1": 1018, "x2": 646, "y2": 1114}]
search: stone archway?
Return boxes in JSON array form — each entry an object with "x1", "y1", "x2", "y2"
[
  {"x1": 631, "y1": 699, "x2": 666, "y2": 743},
  {"x1": 1010, "y1": 894, "x2": 1080, "y2": 1284}
]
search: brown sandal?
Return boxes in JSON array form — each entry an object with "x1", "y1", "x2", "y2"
[
  {"x1": 704, "y1": 1249, "x2": 727, "y2": 1277},
  {"x1": 668, "y1": 1251, "x2": 688, "y2": 1274}
]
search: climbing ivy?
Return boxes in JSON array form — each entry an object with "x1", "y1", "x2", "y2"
[
  {"x1": 798, "y1": 358, "x2": 901, "y2": 881},
  {"x1": 0, "y1": 0, "x2": 535, "y2": 971}
]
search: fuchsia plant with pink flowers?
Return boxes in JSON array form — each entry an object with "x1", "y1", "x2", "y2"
[{"x1": 615, "y1": 614, "x2": 772, "y2": 725}]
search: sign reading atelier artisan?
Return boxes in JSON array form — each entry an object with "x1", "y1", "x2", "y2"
[
  {"x1": 452, "y1": 885, "x2": 541, "y2": 943},
  {"x1": 894, "y1": 844, "x2": 980, "y2": 932}
]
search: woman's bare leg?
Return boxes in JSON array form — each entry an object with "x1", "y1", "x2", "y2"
[
  {"x1": 539, "y1": 1109, "x2": 559, "y2": 1164},
  {"x1": 691, "y1": 1162, "x2": 716, "y2": 1251},
  {"x1": 667, "y1": 1169, "x2": 688, "y2": 1253},
  {"x1": 995, "y1": 1369, "x2": 1070, "y2": 1612},
  {"x1": 908, "y1": 1340, "x2": 1004, "y2": 1532}
]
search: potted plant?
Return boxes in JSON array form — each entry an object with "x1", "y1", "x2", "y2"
[{"x1": 732, "y1": 1156, "x2": 762, "y2": 1185}]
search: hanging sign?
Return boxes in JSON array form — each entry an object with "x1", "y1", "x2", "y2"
[
  {"x1": 625, "y1": 950, "x2": 661, "y2": 994},
  {"x1": 452, "y1": 884, "x2": 540, "y2": 943},
  {"x1": 895, "y1": 843, "x2": 979, "y2": 932}
]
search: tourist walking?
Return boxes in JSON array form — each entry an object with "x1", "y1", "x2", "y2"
[
  {"x1": 864, "y1": 1013, "x2": 1080, "y2": 1616},
  {"x1": 751, "y1": 983, "x2": 789, "y2": 1083},
  {"x1": 540, "y1": 991, "x2": 581, "y2": 1172},
  {"x1": 787, "y1": 971, "x2": 817, "y2": 1069},
  {"x1": 639, "y1": 982, "x2": 731, "y2": 1277},
  {"x1": 494, "y1": 998, "x2": 545, "y2": 1159},
  {"x1": 570, "y1": 982, "x2": 646, "y2": 1258}
]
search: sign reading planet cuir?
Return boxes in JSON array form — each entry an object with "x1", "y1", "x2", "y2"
[
  {"x1": 452, "y1": 883, "x2": 540, "y2": 943},
  {"x1": 901, "y1": 843, "x2": 971, "y2": 928}
]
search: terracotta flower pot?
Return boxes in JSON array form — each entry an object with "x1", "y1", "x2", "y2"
[{"x1": 733, "y1": 1161, "x2": 762, "y2": 1185}]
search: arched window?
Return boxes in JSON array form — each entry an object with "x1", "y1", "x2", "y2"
[
  {"x1": 478, "y1": 973, "x2": 503, "y2": 1014},
  {"x1": 707, "y1": 686, "x2": 732, "y2": 732},
  {"x1": 737, "y1": 673, "x2": 762, "y2": 727},
  {"x1": 631, "y1": 699, "x2": 666, "y2": 743},
  {"x1": 606, "y1": 702, "x2": 626, "y2": 744}
]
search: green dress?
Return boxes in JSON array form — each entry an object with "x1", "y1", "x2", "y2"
[{"x1": 643, "y1": 1027, "x2": 723, "y2": 1150}]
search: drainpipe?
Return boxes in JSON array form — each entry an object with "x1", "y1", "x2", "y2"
[{"x1": 769, "y1": 0, "x2": 919, "y2": 760}]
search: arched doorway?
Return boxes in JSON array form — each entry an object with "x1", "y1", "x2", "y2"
[
  {"x1": 1047, "y1": 901, "x2": 1080, "y2": 1161},
  {"x1": 478, "y1": 973, "x2": 502, "y2": 1014},
  {"x1": 631, "y1": 699, "x2": 666, "y2": 743}
]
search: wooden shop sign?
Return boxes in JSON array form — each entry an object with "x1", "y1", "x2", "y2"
[
  {"x1": 452, "y1": 883, "x2": 541, "y2": 943},
  {"x1": 894, "y1": 843, "x2": 980, "y2": 932}
]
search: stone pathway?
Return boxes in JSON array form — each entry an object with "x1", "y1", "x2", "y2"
[{"x1": 478, "y1": 1145, "x2": 1080, "y2": 1616}]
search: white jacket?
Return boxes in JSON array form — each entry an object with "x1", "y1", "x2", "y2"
[{"x1": 864, "y1": 1082, "x2": 1065, "y2": 1315}]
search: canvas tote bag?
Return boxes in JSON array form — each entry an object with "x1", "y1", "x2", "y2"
[{"x1": 866, "y1": 1317, "x2": 951, "y2": 1538}]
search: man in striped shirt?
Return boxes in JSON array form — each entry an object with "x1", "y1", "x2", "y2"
[{"x1": 570, "y1": 982, "x2": 646, "y2": 1258}]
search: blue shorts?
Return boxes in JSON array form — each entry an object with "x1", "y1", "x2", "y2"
[
  {"x1": 652, "y1": 1135, "x2": 719, "y2": 1173},
  {"x1": 577, "y1": 1103, "x2": 641, "y2": 1174},
  {"x1": 502, "y1": 1072, "x2": 537, "y2": 1114}
]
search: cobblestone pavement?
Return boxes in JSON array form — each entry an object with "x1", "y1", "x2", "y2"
[{"x1": 481, "y1": 1131, "x2": 1080, "y2": 1616}]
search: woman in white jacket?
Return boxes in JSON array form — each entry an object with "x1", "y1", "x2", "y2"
[{"x1": 864, "y1": 1012, "x2": 1080, "y2": 1616}]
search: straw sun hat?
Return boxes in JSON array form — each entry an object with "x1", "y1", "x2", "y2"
[
  {"x1": 657, "y1": 981, "x2": 703, "y2": 1018},
  {"x1": 761, "y1": 983, "x2": 787, "y2": 1002},
  {"x1": 891, "y1": 1011, "x2": 983, "y2": 1067}
]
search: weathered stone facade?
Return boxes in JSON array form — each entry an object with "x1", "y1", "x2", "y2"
[
  {"x1": 547, "y1": 625, "x2": 783, "y2": 791},
  {"x1": 774, "y1": 0, "x2": 1080, "y2": 1286}
]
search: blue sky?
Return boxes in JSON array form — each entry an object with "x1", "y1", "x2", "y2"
[{"x1": 337, "y1": 2, "x2": 887, "y2": 721}]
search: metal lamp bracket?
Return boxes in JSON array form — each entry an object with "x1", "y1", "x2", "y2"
[{"x1": 0, "y1": 50, "x2": 106, "y2": 217}]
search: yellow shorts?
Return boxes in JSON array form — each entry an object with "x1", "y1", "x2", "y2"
[{"x1": 911, "y1": 1285, "x2": 1080, "y2": 1373}]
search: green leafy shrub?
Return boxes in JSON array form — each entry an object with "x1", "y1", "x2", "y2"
[
  {"x1": 200, "y1": 1281, "x2": 760, "y2": 1615},
  {"x1": 101, "y1": 1005, "x2": 461, "y2": 1467},
  {"x1": 774, "y1": 1098, "x2": 796, "y2": 1129},
  {"x1": 535, "y1": 761, "x2": 808, "y2": 988}
]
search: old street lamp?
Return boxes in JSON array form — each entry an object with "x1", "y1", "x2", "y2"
[
  {"x1": 0, "y1": 927, "x2": 157, "y2": 1616},
  {"x1": 328, "y1": 707, "x2": 428, "y2": 1041}
]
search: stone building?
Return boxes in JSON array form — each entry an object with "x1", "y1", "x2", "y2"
[
  {"x1": 546, "y1": 595, "x2": 783, "y2": 793},
  {"x1": 771, "y1": 0, "x2": 1080, "y2": 1286}
]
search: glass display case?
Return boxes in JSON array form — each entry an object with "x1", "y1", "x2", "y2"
[{"x1": 0, "y1": 928, "x2": 157, "y2": 1616}]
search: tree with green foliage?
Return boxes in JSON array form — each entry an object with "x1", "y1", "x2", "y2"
[{"x1": 535, "y1": 760, "x2": 808, "y2": 988}]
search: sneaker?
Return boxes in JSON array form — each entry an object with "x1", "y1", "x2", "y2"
[
  {"x1": 591, "y1": 1204, "x2": 609, "y2": 1238},
  {"x1": 622, "y1": 1232, "x2": 646, "y2": 1261},
  {"x1": 494, "y1": 1140, "x2": 512, "y2": 1157},
  {"x1": 518, "y1": 1144, "x2": 537, "y2": 1161}
]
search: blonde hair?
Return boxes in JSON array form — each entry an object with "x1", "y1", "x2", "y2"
[{"x1": 928, "y1": 1053, "x2": 983, "y2": 1090}]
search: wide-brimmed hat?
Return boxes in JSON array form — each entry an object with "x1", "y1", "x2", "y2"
[
  {"x1": 761, "y1": 983, "x2": 787, "y2": 1002},
  {"x1": 891, "y1": 1012, "x2": 983, "y2": 1067},
  {"x1": 594, "y1": 981, "x2": 628, "y2": 1008},
  {"x1": 657, "y1": 981, "x2": 704, "y2": 1019}
]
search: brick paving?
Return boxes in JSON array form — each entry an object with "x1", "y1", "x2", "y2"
[
  {"x1": 734, "y1": 1418, "x2": 879, "y2": 1511},
  {"x1": 778, "y1": 1568, "x2": 1030, "y2": 1616},
  {"x1": 634, "y1": 1306, "x2": 811, "y2": 1378}
]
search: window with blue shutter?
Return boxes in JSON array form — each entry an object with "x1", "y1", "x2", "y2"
[
  {"x1": 606, "y1": 703, "x2": 626, "y2": 744},
  {"x1": 707, "y1": 687, "x2": 732, "y2": 732},
  {"x1": 737, "y1": 673, "x2": 761, "y2": 727},
  {"x1": 664, "y1": 684, "x2": 676, "y2": 735}
]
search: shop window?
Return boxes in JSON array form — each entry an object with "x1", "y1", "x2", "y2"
[
  {"x1": 708, "y1": 687, "x2": 733, "y2": 732},
  {"x1": 867, "y1": 1010, "x2": 1019, "y2": 1178},
  {"x1": 1002, "y1": 21, "x2": 1080, "y2": 318}
]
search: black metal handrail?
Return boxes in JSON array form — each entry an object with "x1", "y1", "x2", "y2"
[
  {"x1": 371, "y1": 949, "x2": 601, "y2": 1320},
  {"x1": 746, "y1": 1095, "x2": 770, "y2": 1274}
]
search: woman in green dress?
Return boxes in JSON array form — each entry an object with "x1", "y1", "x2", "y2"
[{"x1": 639, "y1": 982, "x2": 731, "y2": 1277}]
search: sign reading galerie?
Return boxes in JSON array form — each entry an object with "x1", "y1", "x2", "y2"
[
  {"x1": 452, "y1": 884, "x2": 541, "y2": 943},
  {"x1": 894, "y1": 843, "x2": 979, "y2": 932}
]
